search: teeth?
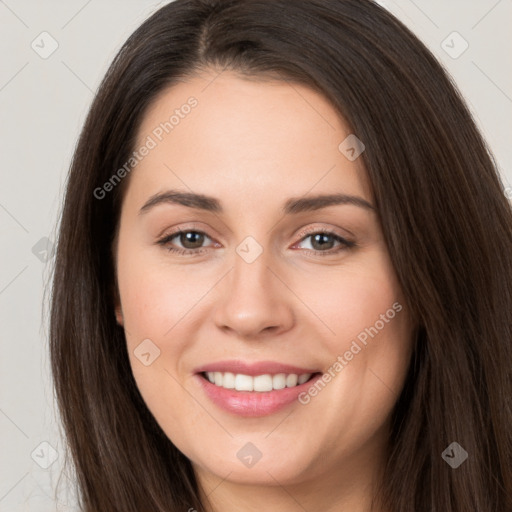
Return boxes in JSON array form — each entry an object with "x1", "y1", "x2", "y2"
[
  {"x1": 286, "y1": 374, "x2": 298, "y2": 387},
  {"x1": 254, "y1": 374, "x2": 273, "y2": 392},
  {"x1": 298, "y1": 374, "x2": 310, "y2": 385},
  {"x1": 273, "y1": 373, "x2": 286, "y2": 390},
  {"x1": 223, "y1": 372, "x2": 235, "y2": 389},
  {"x1": 235, "y1": 374, "x2": 253, "y2": 391},
  {"x1": 205, "y1": 372, "x2": 313, "y2": 391}
]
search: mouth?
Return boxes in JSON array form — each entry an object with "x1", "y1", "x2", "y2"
[{"x1": 193, "y1": 363, "x2": 323, "y2": 417}]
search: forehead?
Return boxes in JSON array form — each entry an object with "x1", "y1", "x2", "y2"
[{"x1": 127, "y1": 70, "x2": 372, "y2": 212}]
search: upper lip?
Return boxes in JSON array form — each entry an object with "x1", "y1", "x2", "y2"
[{"x1": 194, "y1": 360, "x2": 319, "y2": 376}]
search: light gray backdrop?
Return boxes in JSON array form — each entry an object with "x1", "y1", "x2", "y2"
[{"x1": 1, "y1": 0, "x2": 511, "y2": 510}]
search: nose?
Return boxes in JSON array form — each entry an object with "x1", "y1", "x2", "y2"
[{"x1": 213, "y1": 247, "x2": 295, "y2": 339}]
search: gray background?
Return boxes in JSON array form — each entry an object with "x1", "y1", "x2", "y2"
[{"x1": 1, "y1": 0, "x2": 511, "y2": 510}]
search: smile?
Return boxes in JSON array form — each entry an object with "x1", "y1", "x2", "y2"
[
  {"x1": 194, "y1": 361, "x2": 322, "y2": 417},
  {"x1": 202, "y1": 371, "x2": 314, "y2": 391}
]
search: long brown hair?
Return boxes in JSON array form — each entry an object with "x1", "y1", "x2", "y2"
[{"x1": 49, "y1": 0, "x2": 512, "y2": 510}]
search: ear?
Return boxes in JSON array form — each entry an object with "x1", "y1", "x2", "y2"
[
  {"x1": 111, "y1": 240, "x2": 124, "y2": 326},
  {"x1": 115, "y1": 303, "x2": 124, "y2": 326},
  {"x1": 112, "y1": 282, "x2": 124, "y2": 326}
]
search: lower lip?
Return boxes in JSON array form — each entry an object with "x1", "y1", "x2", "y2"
[{"x1": 195, "y1": 373, "x2": 322, "y2": 417}]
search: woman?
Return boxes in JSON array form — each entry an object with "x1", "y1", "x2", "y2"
[{"x1": 49, "y1": 0, "x2": 512, "y2": 510}]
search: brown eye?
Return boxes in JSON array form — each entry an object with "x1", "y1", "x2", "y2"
[
  {"x1": 295, "y1": 230, "x2": 355, "y2": 254},
  {"x1": 157, "y1": 230, "x2": 215, "y2": 255}
]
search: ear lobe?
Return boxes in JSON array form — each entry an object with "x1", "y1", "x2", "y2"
[
  {"x1": 115, "y1": 305, "x2": 124, "y2": 326},
  {"x1": 112, "y1": 284, "x2": 124, "y2": 326},
  {"x1": 111, "y1": 240, "x2": 123, "y2": 326}
]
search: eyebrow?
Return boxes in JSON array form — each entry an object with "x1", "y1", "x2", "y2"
[{"x1": 138, "y1": 189, "x2": 375, "y2": 215}]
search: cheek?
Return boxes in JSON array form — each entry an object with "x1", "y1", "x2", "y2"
[
  {"x1": 116, "y1": 252, "x2": 183, "y2": 371},
  {"x1": 117, "y1": 253, "x2": 218, "y2": 408},
  {"x1": 299, "y1": 253, "x2": 404, "y2": 350},
  {"x1": 118, "y1": 249, "x2": 207, "y2": 341},
  {"x1": 288, "y1": 258, "x2": 411, "y2": 461},
  {"x1": 118, "y1": 271, "x2": 194, "y2": 433},
  {"x1": 299, "y1": 251, "x2": 412, "y2": 412}
]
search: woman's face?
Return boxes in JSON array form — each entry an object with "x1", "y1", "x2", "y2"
[{"x1": 114, "y1": 70, "x2": 414, "y2": 492}]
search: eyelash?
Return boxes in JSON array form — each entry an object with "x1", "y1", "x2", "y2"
[{"x1": 156, "y1": 226, "x2": 356, "y2": 256}]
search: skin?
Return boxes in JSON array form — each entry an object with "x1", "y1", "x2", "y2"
[{"x1": 114, "y1": 69, "x2": 415, "y2": 512}]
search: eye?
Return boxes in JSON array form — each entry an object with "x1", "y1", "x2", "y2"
[
  {"x1": 157, "y1": 229, "x2": 215, "y2": 255},
  {"x1": 293, "y1": 229, "x2": 356, "y2": 255}
]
